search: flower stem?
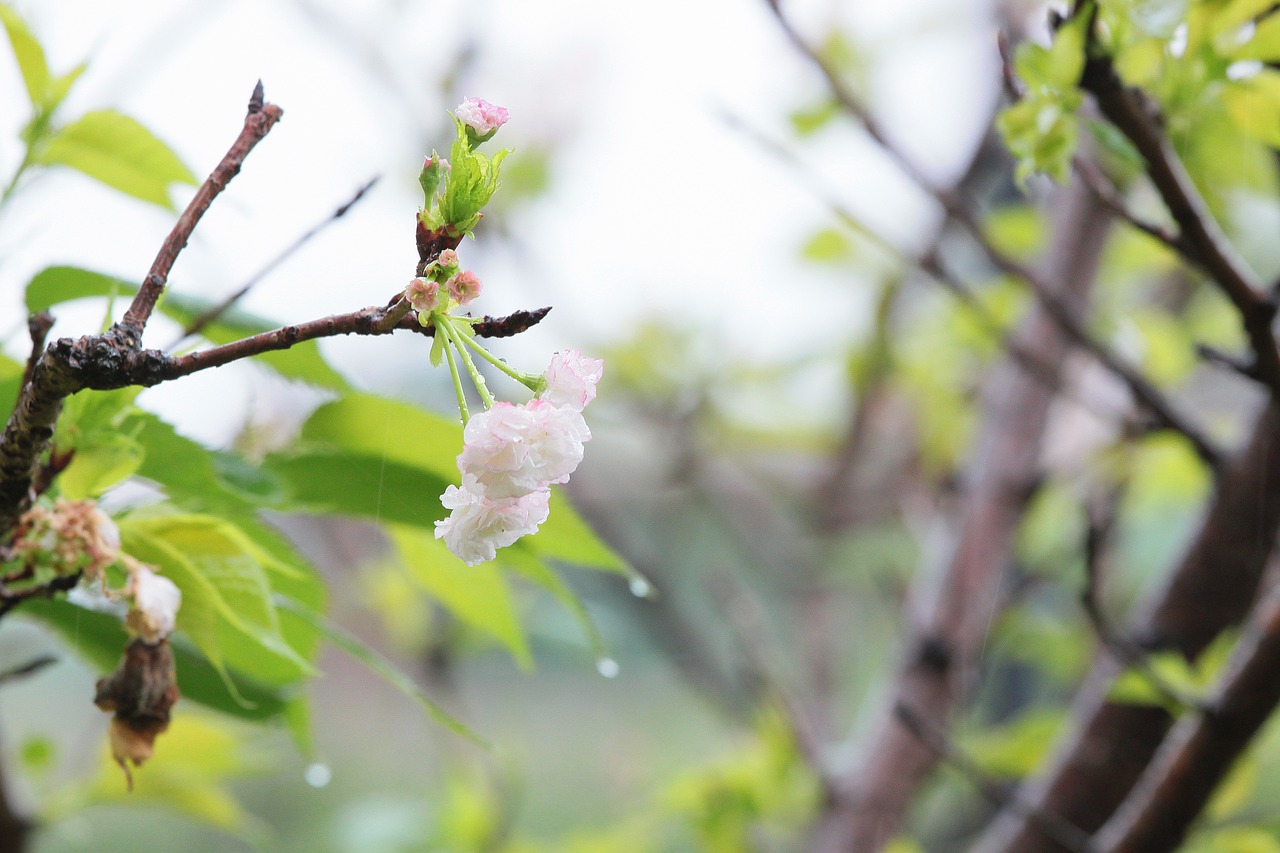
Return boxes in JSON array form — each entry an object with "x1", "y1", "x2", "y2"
[
  {"x1": 457, "y1": 329, "x2": 541, "y2": 391},
  {"x1": 435, "y1": 314, "x2": 470, "y2": 423},
  {"x1": 439, "y1": 314, "x2": 495, "y2": 410}
]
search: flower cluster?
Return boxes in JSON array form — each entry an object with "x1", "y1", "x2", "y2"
[
  {"x1": 406, "y1": 248, "x2": 484, "y2": 319},
  {"x1": 435, "y1": 350, "x2": 604, "y2": 565}
]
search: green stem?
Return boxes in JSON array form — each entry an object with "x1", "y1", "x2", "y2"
[
  {"x1": 444, "y1": 319, "x2": 495, "y2": 409},
  {"x1": 436, "y1": 314, "x2": 470, "y2": 423},
  {"x1": 457, "y1": 328, "x2": 541, "y2": 391}
]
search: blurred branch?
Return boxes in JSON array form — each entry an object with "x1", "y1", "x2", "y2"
[
  {"x1": 714, "y1": 571, "x2": 828, "y2": 779},
  {"x1": 1076, "y1": 21, "x2": 1280, "y2": 399},
  {"x1": 1080, "y1": 497, "x2": 1206, "y2": 714},
  {"x1": 756, "y1": 12, "x2": 1221, "y2": 470},
  {"x1": 971, "y1": 402, "x2": 1280, "y2": 853},
  {"x1": 893, "y1": 703, "x2": 1096, "y2": 853},
  {"x1": 808, "y1": 177, "x2": 1111, "y2": 853},
  {"x1": 122, "y1": 81, "x2": 283, "y2": 338},
  {"x1": 174, "y1": 175, "x2": 380, "y2": 346},
  {"x1": 0, "y1": 656, "x2": 56, "y2": 687},
  {"x1": 1093, "y1": 566, "x2": 1280, "y2": 852}
]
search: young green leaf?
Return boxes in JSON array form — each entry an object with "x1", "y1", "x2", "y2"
[
  {"x1": 31, "y1": 109, "x2": 196, "y2": 208},
  {"x1": 0, "y1": 3, "x2": 49, "y2": 106}
]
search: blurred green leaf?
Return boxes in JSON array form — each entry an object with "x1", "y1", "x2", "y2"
[
  {"x1": 19, "y1": 599, "x2": 292, "y2": 720},
  {"x1": 1223, "y1": 71, "x2": 1280, "y2": 148},
  {"x1": 960, "y1": 709, "x2": 1063, "y2": 778},
  {"x1": 388, "y1": 524, "x2": 532, "y2": 668},
  {"x1": 524, "y1": 489, "x2": 627, "y2": 574},
  {"x1": 31, "y1": 109, "x2": 196, "y2": 208},
  {"x1": 277, "y1": 596, "x2": 488, "y2": 747},
  {"x1": 1235, "y1": 11, "x2": 1280, "y2": 61},
  {"x1": 0, "y1": 2, "x2": 49, "y2": 106},
  {"x1": 799, "y1": 227, "x2": 856, "y2": 264},
  {"x1": 790, "y1": 98, "x2": 840, "y2": 137}
]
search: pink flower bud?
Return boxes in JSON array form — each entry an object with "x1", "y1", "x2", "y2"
[
  {"x1": 438, "y1": 249, "x2": 459, "y2": 269},
  {"x1": 406, "y1": 277, "x2": 441, "y2": 313},
  {"x1": 456, "y1": 97, "x2": 509, "y2": 137},
  {"x1": 447, "y1": 270, "x2": 483, "y2": 305}
]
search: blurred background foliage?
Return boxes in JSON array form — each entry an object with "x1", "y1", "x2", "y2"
[{"x1": 2, "y1": 0, "x2": 1280, "y2": 851}]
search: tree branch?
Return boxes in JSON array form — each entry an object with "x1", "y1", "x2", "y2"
[
  {"x1": 0, "y1": 304, "x2": 548, "y2": 534},
  {"x1": 1077, "y1": 39, "x2": 1280, "y2": 398},
  {"x1": 121, "y1": 81, "x2": 284, "y2": 338},
  {"x1": 1093, "y1": 568, "x2": 1280, "y2": 852},
  {"x1": 763, "y1": 3, "x2": 1221, "y2": 471},
  {"x1": 969, "y1": 401, "x2": 1280, "y2": 853}
]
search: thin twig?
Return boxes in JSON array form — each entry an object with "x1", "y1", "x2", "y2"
[
  {"x1": 1080, "y1": 498, "x2": 1207, "y2": 714},
  {"x1": 892, "y1": 703, "x2": 1097, "y2": 853},
  {"x1": 174, "y1": 176, "x2": 381, "y2": 346},
  {"x1": 0, "y1": 656, "x2": 56, "y2": 687},
  {"x1": 1072, "y1": 157, "x2": 1179, "y2": 249},
  {"x1": 712, "y1": 571, "x2": 829, "y2": 785},
  {"x1": 121, "y1": 81, "x2": 284, "y2": 338}
]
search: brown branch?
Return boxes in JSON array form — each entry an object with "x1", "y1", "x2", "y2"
[
  {"x1": 809, "y1": 179, "x2": 1112, "y2": 853},
  {"x1": 20, "y1": 314, "x2": 52, "y2": 391},
  {"x1": 0, "y1": 304, "x2": 548, "y2": 534},
  {"x1": 120, "y1": 81, "x2": 284, "y2": 338},
  {"x1": 969, "y1": 401, "x2": 1280, "y2": 853},
  {"x1": 1078, "y1": 41, "x2": 1280, "y2": 398},
  {"x1": 174, "y1": 175, "x2": 380, "y2": 345},
  {"x1": 1093, "y1": 572, "x2": 1280, "y2": 852}
]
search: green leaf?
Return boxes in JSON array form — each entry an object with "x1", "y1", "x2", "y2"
[
  {"x1": 58, "y1": 433, "x2": 144, "y2": 498},
  {"x1": 276, "y1": 596, "x2": 489, "y2": 747},
  {"x1": 502, "y1": 549, "x2": 606, "y2": 659},
  {"x1": 388, "y1": 524, "x2": 531, "y2": 668},
  {"x1": 120, "y1": 514, "x2": 317, "y2": 688},
  {"x1": 299, "y1": 393, "x2": 462, "y2": 480},
  {"x1": 0, "y1": 3, "x2": 49, "y2": 106},
  {"x1": 31, "y1": 109, "x2": 196, "y2": 208},
  {"x1": 789, "y1": 98, "x2": 840, "y2": 137},
  {"x1": 1223, "y1": 71, "x2": 1280, "y2": 148},
  {"x1": 1235, "y1": 11, "x2": 1280, "y2": 61},
  {"x1": 25, "y1": 265, "x2": 135, "y2": 313},
  {"x1": 49, "y1": 714, "x2": 267, "y2": 839},
  {"x1": 0, "y1": 353, "x2": 22, "y2": 418},
  {"x1": 521, "y1": 488, "x2": 628, "y2": 574},
  {"x1": 18, "y1": 599, "x2": 292, "y2": 721},
  {"x1": 263, "y1": 448, "x2": 453, "y2": 528}
]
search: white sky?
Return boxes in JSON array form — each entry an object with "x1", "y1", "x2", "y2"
[{"x1": 0, "y1": 0, "x2": 999, "y2": 445}]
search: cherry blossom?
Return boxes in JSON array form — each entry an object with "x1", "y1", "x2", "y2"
[
  {"x1": 455, "y1": 97, "x2": 509, "y2": 137},
  {"x1": 406, "y1": 277, "x2": 441, "y2": 313},
  {"x1": 539, "y1": 349, "x2": 604, "y2": 411},
  {"x1": 447, "y1": 270, "x2": 483, "y2": 305},
  {"x1": 434, "y1": 476, "x2": 551, "y2": 566},
  {"x1": 457, "y1": 399, "x2": 591, "y2": 499}
]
